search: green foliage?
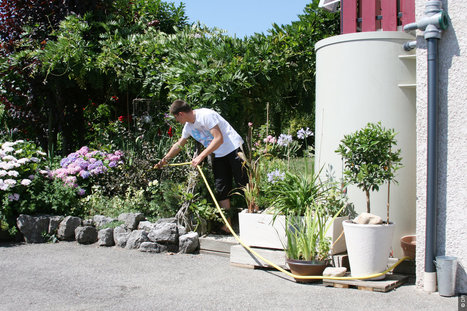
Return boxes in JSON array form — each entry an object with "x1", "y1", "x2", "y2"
[
  {"x1": 24, "y1": 177, "x2": 84, "y2": 216},
  {"x1": 335, "y1": 122, "x2": 403, "y2": 213},
  {"x1": 270, "y1": 163, "x2": 324, "y2": 218}
]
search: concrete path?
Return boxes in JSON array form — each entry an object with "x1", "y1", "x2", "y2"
[{"x1": 0, "y1": 242, "x2": 458, "y2": 311}]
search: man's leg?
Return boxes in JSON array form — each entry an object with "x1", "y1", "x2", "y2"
[{"x1": 219, "y1": 198, "x2": 232, "y2": 233}]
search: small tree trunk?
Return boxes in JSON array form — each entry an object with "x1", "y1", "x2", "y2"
[
  {"x1": 387, "y1": 181, "x2": 391, "y2": 224},
  {"x1": 365, "y1": 189, "x2": 370, "y2": 213}
]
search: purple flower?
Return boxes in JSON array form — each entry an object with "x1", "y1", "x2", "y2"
[
  {"x1": 8, "y1": 193, "x2": 20, "y2": 201},
  {"x1": 297, "y1": 127, "x2": 314, "y2": 139},
  {"x1": 88, "y1": 160, "x2": 103, "y2": 171},
  {"x1": 79, "y1": 170, "x2": 90, "y2": 179},
  {"x1": 109, "y1": 155, "x2": 120, "y2": 162},
  {"x1": 60, "y1": 157, "x2": 72, "y2": 168},
  {"x1": 108, "y1": 161, "x2": 117, "y2": 168},
  {"x1": 78, "y1": 146, "x2": 89, "y2": 155},
  {"x1": 267, "y1": 169, "x2": 285, "y2": 184},
  {"x1": 277, "y1": 134, "x2": 293, "y2": 147},
  {"x1": 77, "y1": 188, "x2": 86, "y2": 196}
]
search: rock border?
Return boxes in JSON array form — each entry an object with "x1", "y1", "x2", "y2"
[{"x1": 16, "y1": 213, "x2": 199, "y2": 254}]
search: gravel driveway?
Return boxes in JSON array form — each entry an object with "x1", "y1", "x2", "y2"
[{"x1": 0, "y1": 242, "x2": 458, "y2": 311}]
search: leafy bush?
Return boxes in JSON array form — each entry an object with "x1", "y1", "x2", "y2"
[{"x1": 0, "y1": 140, "x2": 47, "y2": 234}]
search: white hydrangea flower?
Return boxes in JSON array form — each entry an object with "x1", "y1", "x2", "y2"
[
  {"x1": 0, "y1": 170, "x2": 7, "y2": 177},
  {"x1": 2, "y1": 142, "x2": 16, "y2": 149},
  {"x1": 2, "y1": 155, "x2": 17, "y2": 162},
  {"x1": 17, "y1": 158, "x2": 29, "y2": 165},
  {"x1": 7, "y1": 170, "x2": 19, "y2": 177},
  {"x1": 0, "y1": 180, "x2": 9, "y2": 191},
  {"x1": 21, "y1": 179, "x2": 32, "y2": 186},
  {"x1": 4, "y1": 179, "x2": 16, "y2": 186}
]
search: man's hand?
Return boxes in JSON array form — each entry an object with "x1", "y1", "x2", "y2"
[
  {"x1": 154, "y1": 157, "x2": 168, "y2": 169},
  {"x1": 191, "y1": 155, "x2": 205, "y2": 167}
]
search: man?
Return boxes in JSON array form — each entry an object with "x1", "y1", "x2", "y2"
[{"x1": 156, "y1": 100, "x2": 248, "y2": 232}]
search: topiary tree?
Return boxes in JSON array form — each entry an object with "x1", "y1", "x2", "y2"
[{"x1": 335, "y1": 122, "x2": 402, "y2": 221}]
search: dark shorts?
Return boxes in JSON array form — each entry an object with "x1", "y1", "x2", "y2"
[{"x1": 212, "y1": 148, "x2": 248, "y2": 201}]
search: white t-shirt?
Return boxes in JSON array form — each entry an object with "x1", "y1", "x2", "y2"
[{"x1": 181, "y1": 108, "x2": 244, "y2": 157}]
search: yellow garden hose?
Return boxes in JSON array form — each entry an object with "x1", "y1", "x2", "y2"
[{"x1": 167, "y1": 162, "x2": 410, "y2": 281}]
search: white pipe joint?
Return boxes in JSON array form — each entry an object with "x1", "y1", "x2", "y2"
[{"x1": 403, "y1": 0, "x2": 449, "y2": 36}]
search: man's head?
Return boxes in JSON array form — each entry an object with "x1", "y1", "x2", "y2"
[
  {"x1": 170, "y1": 100, "x2": 193, "y2": 124},
  {"x1": 170, "y1": 100, "x2": 192, "y2": 115}
]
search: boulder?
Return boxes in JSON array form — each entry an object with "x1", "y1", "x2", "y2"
[
  {"x1": 75, "y1": 226, "x2": 98, "y2": 244},
  {"x1": 178, "y1": 232, "x2": 199, "y2": 254},
  {"x1": 98, "y1": 228, "x2": 114, "y2": 246},
  {"x1": 138, "y1": 221, "x2": 155, "y2": 231},
  {"x1": 93, "y1": 215, "x2": 117, "y2": 229},
  {"x1": 354, "y1": 213, "x2": 383, "y2": 225},
  {"x1": 118, "y1": 213, "x2": 145, "y2": 230},
  {"x1": 155, "y1": 217, "x2": 177, "y2": 226},
  {"x1": 178, "y1": 225, "x2": 187, "y2": 236},
  {"x1": 148, "y1": 222, "x2": 179, "y2": 244},
  {"x1": 57, "y1": 216, "x2": 82, "y2": 240},
  {"x1": 113, "y1": 225, "x2": 131, "y2": 248},
  {"x1": 82, "y1": 219, "x2": 94, "y2": 227},
  {"x1": 125, "y1": 230, "x2": 149, "y2": 249},
  {"x1": 48, "y1": 216, "x2": 64, "y2": 235},
  {"x1": 16, "y1": 214, "x2": 50, "y2": 243},
  {"x1": 139, "y1": 242, "x2": 167, "y2": 253}
]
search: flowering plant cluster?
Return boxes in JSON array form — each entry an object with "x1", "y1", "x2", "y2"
[
  {"x1": 49, "y1": 146, "x2": 124, "y2": 195},
  {"x1": 0, "y1": 140, "x2": 46, "y2": 200}
]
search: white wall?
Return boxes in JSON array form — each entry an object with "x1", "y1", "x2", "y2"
[{"x1": 415, "y1": 0, "x2": 467, "y2": 293}]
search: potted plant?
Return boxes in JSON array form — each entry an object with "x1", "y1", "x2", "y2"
[
  {"x1": 284, "y1": 199, "x2": 346, "y2": 283},
  {"x1": 335, "y1": 122, "x2": 402, "y2": 279}
]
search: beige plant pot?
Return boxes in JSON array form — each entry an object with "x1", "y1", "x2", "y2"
[{"x1": 343, "y1": 220, "x2": 395, "y2": 280}]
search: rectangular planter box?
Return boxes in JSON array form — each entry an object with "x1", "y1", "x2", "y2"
[{"x1": 238, "y1": 209, "x2": 348, "y2": 254}]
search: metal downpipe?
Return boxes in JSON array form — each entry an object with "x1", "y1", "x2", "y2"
[{"x1": 425, "y1": 37, "x2": 438, "y2": 277}]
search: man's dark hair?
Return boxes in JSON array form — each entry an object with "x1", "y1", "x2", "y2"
[{"x1": 170, "y1": 100, "x2": 192, "y2": 115}]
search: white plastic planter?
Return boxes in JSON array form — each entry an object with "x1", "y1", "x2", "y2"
[
  {"x1": 343, "y1": 220, "x2": 395, "y2": 280},
  {"x1": 239, "y1": 210, "x2": 348, "y2": 254}
]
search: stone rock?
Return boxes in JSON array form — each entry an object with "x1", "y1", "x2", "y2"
[
  {"x1": 148, "y1": 222, "x2": 179, "y2": 244},
  {"x1": 48, "y1": 216, "x2": 64, "y2": 235},
  {"x1": 57, "y1": 216, "x2": 82, "y2": 241},
  {"x1": 323, "y1": 267, "x2": 347, "y2": 277},
  {"x1": 93, "y1": 215, "x2": 117, "y2": 229},
  {"x1": 118, "y1": 213, "x2": 145, "y2": 230},
  {"x1": 16, "y1": 214, "x2": 50, "y2": 243},
  {"x1": 139, "y1": 242, "x2": 167, "y2": 253},
  {"x1": 82, "y1": 219, "x2": 94, "y2": 227},
  {"x1": 155, "y1": 217, "x2": 177, "y2": 226},
  {"x1": 75, "y1": 226, "x2": 98, "y2": 244},
  {"x1": 178, "y1": 232, "x2": 199, "y2": 254},
  {"x1": 354, "y1": 213, "x2": 383, "y2": 225},
  {"x1": 113, "y1": 225, "x2": 131, "y2": 248},
  {"x1": 98, "y1": 228, "x2": 114, "y2": 246},
  {"x1": 125, "y1": 230, "x2": 149, "y2": 249},
  {"x1": 178, "y1": 225, "x2": 187, "y2": 236},
  {"x1": 138, "y1": 221, "x2": 155, "y2": 231}
]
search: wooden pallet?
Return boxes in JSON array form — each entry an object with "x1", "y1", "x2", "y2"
[{"x1": 323, "y1": 274, "x2": 408, "y2": 292}]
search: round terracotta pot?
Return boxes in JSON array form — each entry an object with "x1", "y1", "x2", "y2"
[
  {"x1": 286, "y1": 258, "x2": 327, "y2": 283},
  {"x1": 400, "y1": 235, "x2": 416, "y2": 259}
]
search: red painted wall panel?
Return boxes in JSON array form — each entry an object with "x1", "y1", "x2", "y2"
[
  {"x1": 342, "y1": 0, "x2": 358, "y2": 34},
  {"x1": 381, "y1": 0, "x2": 397, "y2": 31},
  {"x1": 361, "y1": 0, "x2": 376, "y2": 32},
  {"x1": 401, "y1": 0, "x2": 416, "y2": 27}
]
